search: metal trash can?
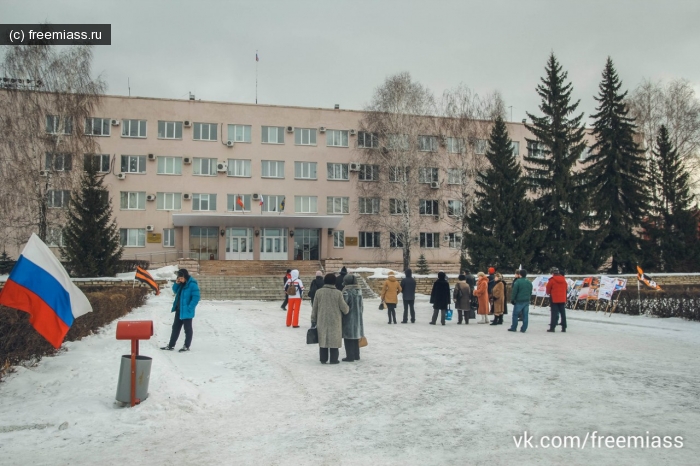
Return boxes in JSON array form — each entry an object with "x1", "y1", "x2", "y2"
[{"x1": 116, "y1": 355, "x2": 152, "y2": 403}]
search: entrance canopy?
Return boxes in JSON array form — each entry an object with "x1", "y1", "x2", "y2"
[{"x1": 172, "y1": 214, "x2": 344, "y2": 229}]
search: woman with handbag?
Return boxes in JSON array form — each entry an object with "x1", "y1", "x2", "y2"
[
  {"x1": 311, "y1": 273, "x2": 349, "y2": 364},
  {"x1": 429, "y1": 271, "x2": 451, "y2": 325},
  {"x1": 490, "y1": 273, "x2": 505, "y2": 325},
  {"x1": 341, "y1": 273, "x2": 365, "y2": 362},
  {"x1": 474, "y1": 272, "x2": 490, "y2": 324},
  {"x1": 453, "y1": 274, "x2": 472, "y2": 324},
  {"x1": 380, "y1": 271, "x2": 402, "y2": 324}
]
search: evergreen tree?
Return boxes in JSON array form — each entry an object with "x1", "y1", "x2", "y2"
[
  {"x1": 0, "y1": 249, "x2": 14, "y2": 274},
  {"x1": 584, "y1": 58, "x2": 650, "y2": 273},
  {"x1": 465, "y1": 116, "x2": 541, "y2": 272},
  {"x1": 415, "y1": 254, "x2": 430, "y2": 274},
  {"x1": 642, "y1": 126, "x2": 700, "y2": 271},
  {"x1": 524, "y1": 53, "x2": 588, "y2": 273},
  {"x1": 60, "y1": 160, "x2": 122, "y2": 277}
]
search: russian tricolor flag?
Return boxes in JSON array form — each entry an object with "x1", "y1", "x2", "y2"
[{"x1": 0, "y1": 234, "x2": 92, "y2": 348}]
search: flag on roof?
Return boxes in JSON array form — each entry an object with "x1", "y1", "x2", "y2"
[
  {"x1": 135, "y1": 266, "x2": 160, "y2": 295},
  {"x1": 0, "y1": 234, "x2": 92, "y2": 348}
]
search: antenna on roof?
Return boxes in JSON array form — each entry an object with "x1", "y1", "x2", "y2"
[{"x1": 128, "y1": 77, "x2": 130, "y2": 97}]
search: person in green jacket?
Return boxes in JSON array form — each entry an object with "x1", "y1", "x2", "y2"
[{"x1": 508, "y1": 268, "x2": 533, "y2": 333}]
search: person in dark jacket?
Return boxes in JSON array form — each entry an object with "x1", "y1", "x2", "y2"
[
  {"x1": 508, "y1": 268, "x2": 533, "y2": 332},
  {"x1": 308, "y1": 270, "x2": 324, "y2": 306},
  {"x1": 341, "y1": 274, "x2": 364, "y2": 362},
  {"x1": 463, "y1": 269, "x2": 477, "y2": 312},
  {"x1": 512, "y1": 269, "x2": 523, "y2": 321},
  {"x1": 281, "y1": 269, "x2": 291, "y2": 310},
  {"x1": 400, "y1": 268, "x2": 417, "y2": 323},
  {"x1": 453, "y1": 274, "x2": 472, "y2": 324},
  {"x1": 335, "y1": 266, "x2": 348, "y2": 291},
  {"x1": 546, "y1": 267, "x2": 568, "y2": 333},
  {"x1": 487, "y1": 266, "x2": 496, "y2": 315},
  {"x1": 161, "y1": 269, "x2": 201, "y2": 352},
  {"x1": 429, "y1": 271, "x2": 451, "y2": 325}
]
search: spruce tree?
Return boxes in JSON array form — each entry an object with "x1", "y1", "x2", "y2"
[
  {"x1": 465, "y1": 116, "x2": 541, "y2": 272},
  {"x1": 416, "y1": 254, "x2": 430, "y2": 274},
  {"x1": 0, "y1": 249, "x2": 14, "y2": 274},
  {"x1": 60, "y1": 160, "x2": 122, "y2": 277},
  {"x1": 584, "y1": 58, "x2": 649, "y2": 273},
  {"x1": 643, "y1": 126, "x2": 700, "y2": 271},
  {"x1": 524, "y1": 53, "x2": 588, "y2": 273}
]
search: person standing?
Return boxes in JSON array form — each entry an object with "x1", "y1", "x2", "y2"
[
  {"x1": 341, "y1": 274, "x2": 364, "y2": 362},
  {"x1": 161, "y1": 268, "x2": 200, "y2": 352},
  {"x1": 429, "y1": 271, "x2": 451, "y2": 325},
  {"x1": 400, "y1": 268, "x2": 417, "y2": 324},
  {"x1": 308, "y1": 270, "x2": 324, "y2": 307},
  {"x1": 546, "y1": 267, "x2": 568, "y2": 332},
  {"x1": 490, "y1": 273, "x2": 505, "y2": 325},
  {"x1": 474, "y1": 272, "x2": 490, "y2": 324},
  {"x1": 335, "y1": 266, "x2": 348, "y2": 291},
  {"x1": 285, "y1": 269, "x2": 304, "y2": 328},
  {"x1": 508, "y1": 268, "x2": 533, "y2": 333},
  {"x1": 281, "y1": 269, "x2": 291, "y2": 310},
  {"x1": 380, "y1": 271, "x2": 402, "y2": 324},
  {"x1": 463, "y1": 269, "x2": 477, "y2": 314},
  {"x1": 512, "y1": 270, "x2": 523, "y2": 321},
  {"x1": 311, "y1": 273, "x2": 350, "y2": 364},
  {"x1": 487, "y1": 267, "x2": 496, "y2": 317},
  {"x1": 453, "y1": 274, "x2": 472, "y2": 324}
]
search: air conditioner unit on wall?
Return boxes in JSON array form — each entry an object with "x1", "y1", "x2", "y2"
[
  {"x1": 349, "y1": 162, "x2": 361, "y2": 172},
  {"x1": 39, "y1": 170, "x2": 48, "y2": 177},
  {"x1": 252, "y1": 193, "x2": 261, "y2": 201},
  {"x1": 146, "y1": 225, "x2": 154, "y2": 232},
  {"x1": 184, "y1": 120, "x2": 192, "y2": 127},
  {"x1": 430, "y1": 181, "x2": 439, "y2": 189},
  {"x1": 148, "y1": 153, "x2": 155, "y2": 161},
  {"x1": 217, "y1": 161, "x2": 228, "y2": 172},
  {"x1": 146, "y1": 194, "x2": 156, "y2": 201},
  {"x1": 183, "y1": 157, "x2": 192, "y2": 164},
  {"x1": 111, "y1": 119, "x2": 120, "y2": 126},
  {"x1": 443, "y1": 234, "x2": 450, "y2": 242},
  {"x1": 349, "y1": 129, "x2": 356, "y2": 136},
  {"x1": 432, "y1": 215, "x2": 440, "y2": 222},
  {"x1": 226, "y1": 140, "x2": 234, "y2": 147},
  {"x1": 117, "y1": 173, "x2": 127, "y2": 180},
  {"x1": 319, "y1": 127, "x2": 326, "y2": 133},
  {"x1": 183, "y1": 193, "x2": 192, "y2": 200},
  {"x1": 286, "y1": 126, "x2": 294, "y2": 133}
]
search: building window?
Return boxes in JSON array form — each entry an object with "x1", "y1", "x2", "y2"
[
  {"x1": 46, "y1": 115, "x2": 73, "y2": 134},
  {"x1": 333, "y1": 230, "x2": 345, "y2": 248},
  {"x1": 327, "y1": 196, "x2": 349, "y2": 214},
  {"x1": 359, "y1": 231, "x2": 380, "y2": 248},
  {"x1": 358, "y1": 164, "x2": 379, "y2": 181},
  {"x1": 227, "y1": 194, "x2": 252, "y2": 212},
  {"x1": 158, "y1": 121, "x2": 183, "y2": 140},
  {"x1": 85, "y1": 117, "x2": 110, "y2": 136},
  {"x1": 262, "y1": 195, "x2": 285, "y2": 212},
  {"x1": 418, "y1": 167, "x2": 438, "y2": 183},
  {"x1": 295, "y1": 162, "x2": 317, "y2": 180},
  {"x1": 474, "y1": 139, "x2": 487, "y2": 155},
  {"x1": 420, "y1": 232, "x2": 440, "y2": 248},
  {"x1": 390, "y1": 232, "x2": 405, "y2": 249},
  {"x1": 527, "y1": 140, "x2": 546, "y2": 159},
  {"x1": 47, "y1": 190, "x2": 70, "y2": 208},
  {"x1": 121, "y1": 119, "x2": 147, "y2": 138},
  {"x1": 327, "y1": 163, "x2": 349, "y2": 181},
  {"x1": 47, "y1": 227, "x2": 64, "y2": 247},
  {"x1": 448, "y1": 200, "x2": 463, "y2": 217},
  {"x1": 419, "y1": 199, "x2": 439, "y2": 216},
  {"x1": 389, "y1": 166, "x2": 408, "y2": 183},
  {"x1": 447, "y1": 168, "x2": 464, "y2": 185},
  {"x1": 261, "y1": 160, "x2": 284, "y2": 178},
  {"x1": 358, "y1": 197, "x2": 380, "y2": 214},
  {"x1": 326, "y1": 130, "x2": 349, "y2": 147},
  {"x1": 156, "y1": 192, "x2": 182, "y2": 211},
  {"x1": 357, "y1": 131, "x2": 379, "y2": 149},
  {"x1": 120, "y1": 228, "x2": 145, "y2": 247},
  {"x1": 194, "y1": 123, "x2": 218, "y2": 141},
  {"x1": 387, "y1": 134, "x2": 409, "y2": 150},
  {"x1": 512, "y1": 141, "x2": 520, "y2": 157},
  {"x1": 228, "y1": 159, "x2": 252, "y2": 177},
  {"x1": 45, "y1": 153, "x2": 73, "y2": 171},
  {"x1": 227, "y1": 124, "x2": 251, "y2": 143},
  {"x1": 294, "y1": 128, "x2": 317, "y2": 146},
  {"x1": 120, "y1": 191, "x2": 146, "y2": 210},
  {"x1": 121, "y1": 155, "x2": 146, "y2": 173},
  {"x1": 448, "y1": 232, "x2": 462, "y2": 249},
  {"x1": 389, "y1": 199, "x2": 407, "y2": 215},
  {"x1": 419, "y1": 135, "x2": 438, "y2": 152},
  {"x1": 193, "y1": 157, "x2": 217, "y2": 176},
  {"x1": 163, "y1": 228, "x2": 175, "y2": 247},
  {"x1": 192, "y1": 193, "x2": 217, "y2": 211},
  {"x1": 85, "y1": 154, "x2": 110, "y2": 173},
  {"x1": 262, "y1": 126, "x2": 284, "y2": 144},
  {"x1": 295, "y1": 196, "x2": 317, "y2": 213},
  {"x1": 156, "y1": 156, "x2": 182, "y2": 175},
  {"x1": 447, "y1": 137, "x2": 465, "y2": 154}
]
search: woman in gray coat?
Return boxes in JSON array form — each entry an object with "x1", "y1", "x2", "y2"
[
  {"x1": 311, "y1": 273, "x2": 350, "y2": 364},
  {"x1": 341, "y1": 273, "x2": 365, "y2": 362}
]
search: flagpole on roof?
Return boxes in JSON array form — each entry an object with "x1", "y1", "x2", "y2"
[{"x1": 255, "y1": 49, "x2": 258, "y2": 105}]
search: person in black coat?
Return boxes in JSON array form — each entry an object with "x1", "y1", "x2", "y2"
[
  {"x1": 335, "y1": 266, "x2": 347, "y2": 291},
  {"x1": 429, "y1": 271, "x2": 451, "y2": 325},
  {"x1": 308, "y1": 270, "x2": 325, "y2": 306},
  {"x1": 281, "y1": 268, "x2": 291, "y2": 310},
  {"x1": 463, "y1": 269, "x2": 478, "y2": 312},
  {"x1": 400, "y1": 268, "x2": 417, "y2": 323}
]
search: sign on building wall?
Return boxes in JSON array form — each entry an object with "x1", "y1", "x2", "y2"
[
  {"x1": 345, "y1": 237, "x2": 358, "y2": 246},
  {"x1": 147, "y1": 233, "x2": 162, "y2": 243}
]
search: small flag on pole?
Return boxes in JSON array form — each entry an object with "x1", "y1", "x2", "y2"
[
  {"x1": 279, "y1": 197, "x2": 285, "y2": 212},
  {"x1": 135, "y1": 266, "x2": 160, "y2": 295},
  {"x1": 259, "y1": 196, "x2": 264, "y2": 207},
  {"x1": 237, "y1": 195, "x2": 245, "y2": 209},
  {"x1": 636, "y1": 266, "x2": 661, "y2": 291}
]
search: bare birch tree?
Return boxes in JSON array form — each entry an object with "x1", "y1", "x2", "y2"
[{"x1": 0, "y1": 42, "x2": 105, "y2": 252}]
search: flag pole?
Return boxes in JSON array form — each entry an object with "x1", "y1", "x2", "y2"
[{"x1": 255, "y1": 49, "x2": 258, "y2": 105}]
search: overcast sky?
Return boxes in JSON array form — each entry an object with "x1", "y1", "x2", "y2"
[{"x1": 3, "y1": 0, "x2": 699, "y2": 123}]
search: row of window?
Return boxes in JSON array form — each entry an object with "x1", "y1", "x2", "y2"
[{"x1": 354, "y1": 231, "x2": 462, "y2": 249}]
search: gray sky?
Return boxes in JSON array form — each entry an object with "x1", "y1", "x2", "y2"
[{"x1": 3, "y1": 0, "x2": 699, "y2": 123}]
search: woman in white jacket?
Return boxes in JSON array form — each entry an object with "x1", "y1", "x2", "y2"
[{"x1": 285, "y1": 269, "x2": 304, "y2": 328}]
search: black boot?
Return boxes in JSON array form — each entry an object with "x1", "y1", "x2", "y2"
[
  {"x1": 391, "y1": 309, "x2": 397, "y2": 324},
  {"x1": 387, "y1": 309, "x2": 392, "y2": 324},
  {"x1": 490, "y1": 315, "x2": 499, "y2": 326},
  {"x1": 498, "y1": 315, "x2": 504, "y2": 325}
]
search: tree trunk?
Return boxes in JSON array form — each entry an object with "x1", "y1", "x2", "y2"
[{"x1": 403, "y1": 245, "x2": 411, "y2": 271}]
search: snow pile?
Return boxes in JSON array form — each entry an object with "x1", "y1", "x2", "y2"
[{"x1": 115, "y1": 264, "x2": 179, "y2": 281}]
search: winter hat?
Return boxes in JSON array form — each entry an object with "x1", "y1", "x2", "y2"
[
  {"x1": 488, "y1": 267, "x2": 495, "y2": 274},
  {"x1": 388, "y1": 271, "x2": 395, "y2": 276},
  {"x1": 340, "y1": 266, "x2": 347, "y2": 274},
  {"x1": 343, "y1": 273, "x2": 357, "y2": 285},
  {"x1": 438, "y1": 271, "x2": 446, "y2": 280},
  {"x1": 551, "y1": 267, "x2": 560, "y2": 275},
  {"x1": 316, "y1": 270, "x2": 323, "y2": 277},
  {"x1": 458, "y1": 274, "x2": 466, "y2": 281},
  {"x1": 324, "y1": 273, "x2": 337, "y2": 285},
  {"x1": 177, "y1": 269, "x2": 190, "y2": 279},
  {"x1": 477, "y1": 272, "x2": 486, "y2": 278}
]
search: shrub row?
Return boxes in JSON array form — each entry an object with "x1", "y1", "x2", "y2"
[
  {"x1": 0, "y1": 286, "x2": 149, "y2": 382},
  {"x1": 1, "y1": 259, "x2": 150, "y2": 276}
]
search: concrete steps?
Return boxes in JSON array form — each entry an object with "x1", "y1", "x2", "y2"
[{"x1": 198, "y1": 260, "x2": 323, "y2": 277}]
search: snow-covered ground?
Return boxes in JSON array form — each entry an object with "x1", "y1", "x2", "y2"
[{"x1": 1, "y1": 289, "x2": 699, "y2": 465}]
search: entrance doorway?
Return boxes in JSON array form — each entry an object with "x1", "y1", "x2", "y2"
[
  {"x1": 189, "y1": 226, "x2": 219, "y2": 260},
  {"x1": 293, "y1": 229, "x2": 319, "y2": 260},
  {"x1": 260, "y1": 228, "x2": 288, "y2": 260},
  {"x1": 225, "y1": 227, "x2": 253, "y2": 260}
]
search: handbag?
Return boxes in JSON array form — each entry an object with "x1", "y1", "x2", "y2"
[
  {"x1": 379, "y1": 301, "x2": 385, "y2": 310},
  {"x1": 446, "y1": 308, "x2": 453, "y2": 321},
  {"x1": 467, "y1": 308, "x2": 476, "y2": 319},
  {"x1": 306, "y1": 327, "x2": 318, "y2": 345},
  {"x1": 359, "y1": 336, "x2": 368, "y2": 348}
]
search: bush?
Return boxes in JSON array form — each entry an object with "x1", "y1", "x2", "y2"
[
  {"x1": 116, "y1": 260, "x2": 150, "y2": 274},
  {"x1": 0, "y1": 286, "x2": 149, "y2": 381}
]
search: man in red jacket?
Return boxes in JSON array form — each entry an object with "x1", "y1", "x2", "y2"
[{"x1": 546, "y1": 267, "x2": 568, "y2": 333}]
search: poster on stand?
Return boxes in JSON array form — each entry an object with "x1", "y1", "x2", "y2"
[{"x1": 599, "y1": 276, "x2": 617, "y2": 301}]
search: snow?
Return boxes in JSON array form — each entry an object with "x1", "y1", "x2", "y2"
[
  {"x1": 1, "y1": 291, "x2": 699, "y2": 465},
  {"x1": 350, "y1": 267, "x2": 459, "y2": 279}
]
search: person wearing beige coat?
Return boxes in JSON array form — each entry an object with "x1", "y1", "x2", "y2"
[
  {"x1": 490, "y1": 273, "x2": 505, "y2": 326},
  {"x1": 380, "y1": 272, "x2": 402, "y2": 324},
  {"x1": 311, "y1": 274, "x2": 350, "y2": 364}
]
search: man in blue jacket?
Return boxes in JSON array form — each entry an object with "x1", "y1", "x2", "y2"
[{"x1": 161, "y1": 268, "x2": 201, "y2": 352}]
